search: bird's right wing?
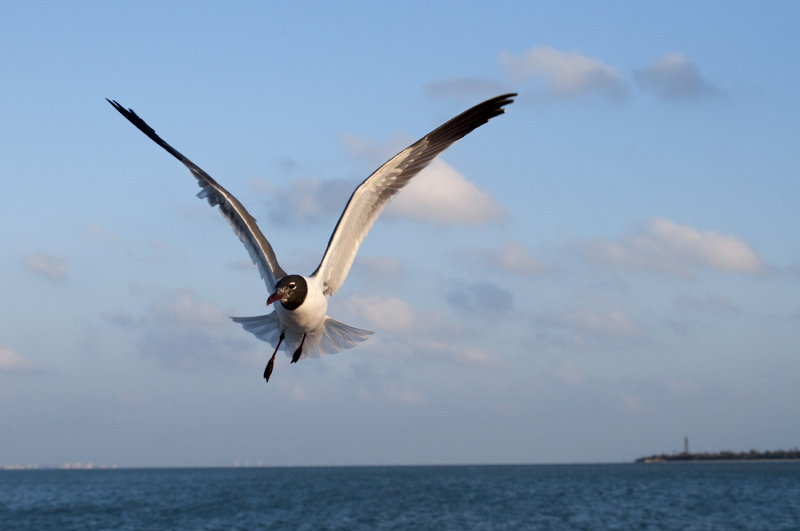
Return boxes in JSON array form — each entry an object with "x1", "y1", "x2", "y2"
[
  {"x1": 107, "y1": 99, "x2": 286, "y2": 291},
  {"x1": 312, "y1": 93, "x2": 516, "y2": 297}
]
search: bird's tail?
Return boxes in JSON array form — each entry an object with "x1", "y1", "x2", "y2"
[{"x1": 231, "y1": 314, "x2": 373, "y2": 359}]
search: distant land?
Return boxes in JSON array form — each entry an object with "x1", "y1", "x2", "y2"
[
  {"x1": 636, "y1": 448, "x2": 800, "y2": 463},
  {"x1": 1, "y1": 462, "x2": 119, "y2": 470}
]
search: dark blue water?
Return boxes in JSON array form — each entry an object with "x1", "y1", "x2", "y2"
[{"x1": 2, "y1": 463, "x2": 799, "y2": 529}]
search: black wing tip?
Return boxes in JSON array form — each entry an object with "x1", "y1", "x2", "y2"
[
  {"x1": 106, "y1": 98, "x2": 149, "y2": 129},
  {"x1": 424, "y1": 92, "x2": 517, "y2": 147},
  {"x1": 482, "y1": 92, "x2": 517, "y2": 116},
  {"x1": 106, "y1": 98, "x2": 136, "y2": 119},
  {"x1": 493, "y1": 92, "x2": 518, "y2": 104},
  {"x1": 485, "y1": 92, "x2": 517, "y2": 109},
  {"x1": 106, "y1": 98, "x2": 180, "y2": 161}
]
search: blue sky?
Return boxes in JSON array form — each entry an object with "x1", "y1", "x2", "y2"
[{"x1": 2, "y1": 1, "x2": 799, "y2": 467}]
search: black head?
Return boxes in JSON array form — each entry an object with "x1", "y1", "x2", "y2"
[{"x1": 269, "y1": 275, "x2": 308, "y2": 311}]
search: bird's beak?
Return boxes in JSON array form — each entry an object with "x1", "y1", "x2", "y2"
[{"x1": 267, "y1": 291, "x2": 282, "y2": 306}]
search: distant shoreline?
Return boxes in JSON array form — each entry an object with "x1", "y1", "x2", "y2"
[{"x1": 635, "y1": 449, "x2": 800, "y2": 463}]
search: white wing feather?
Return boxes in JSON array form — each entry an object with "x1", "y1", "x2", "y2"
[
  {"x1": 107, "y1": 99, "x2": 287, "y2": 291},
  {"x1": 312, "y1": 93, "x2": 516, "y2": 297}
]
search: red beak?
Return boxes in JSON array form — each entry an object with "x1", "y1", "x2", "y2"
[{"x1": 267, "y1": 291, "x2": 281, "y2": 306}]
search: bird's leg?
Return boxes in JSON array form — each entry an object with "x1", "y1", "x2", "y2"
[
  {"x1": 264, "y1": 332, "x2": 285, "y2": 382},
  {"x1": 291, "y1": 334, "x2": 307, "y2": 364}
]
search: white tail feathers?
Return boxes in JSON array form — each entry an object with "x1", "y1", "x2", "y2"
[{"x1": 231, "y1": 314, "x2": 373, "y2": 359}]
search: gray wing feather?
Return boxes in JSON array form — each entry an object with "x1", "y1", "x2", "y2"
[
  {"x1": 107, "y1": 99, "x2": 286, "y2": 291},
  {"x1": 312, "y1": 93, "x2": 516, "y2": 297}
]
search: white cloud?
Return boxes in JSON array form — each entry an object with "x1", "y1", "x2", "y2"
[
  {"x1": 583, "y1": 218, "x2": 764, "y2": 276},
  {"x1": 338, "y1": 293, "x2": 463, "y2": 338},
  {"x1": 500, "y1": 46, "x2": 628, "y2": 101},
  {"x1": 23, "y1": 252, "x2": 68, "y2": 281},
  {"x1": 386, "y1": 159, "x2": 508, "y2": 225},
  {"x1": 634, "y1": 53, "x2": 718, "y2": 101},
  {"x1": 0, "y1": 347, "x2": 35, "y2": 372},
  {"x1": 255, "y1": 159, "x2": 506, "y2": 228},
  {"x1": 343, "y1": 134, "x2": 507, "y2": 226},
  {"x1": 336, "y1": 294, "x2": 501, "y2": 368}
]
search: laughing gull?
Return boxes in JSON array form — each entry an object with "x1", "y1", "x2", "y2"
[{"x1": 108, "y1": 93, "x2": 516, "y2": 381}]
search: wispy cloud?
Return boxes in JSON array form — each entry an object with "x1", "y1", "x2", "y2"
[
  {"x1": 337, "y1": 294, "x2": 501, "y2": 368},
  {"x1": 499, "y1": 46, "x2": 629, "y2": 102},
  {"x1": 418, "y1": 340, "x2": 497, "y2": 368},
  {"x1": 0, "y1": 347, "x2": 36, "y2": 372},
  {"x1": 634, "y1": 53, "x2": 719, "y2": 101},
  {"x1": 83, "y1": 223, "x2": 182, "y2": 265},
  {"x1": 581, "y1": 217, "x2": 764, "y2": 276},
  {"x1": 490, "y1": 242, "x2": 545, "y2": 275},
  {"x1": 531, "y1": 298, "x2": 643, "y2": 353},
  {"x1": 666, "y1": 292, "x2": 741, "y2": 336},
  {"x1": 672, "y1": 292, "x2": 740, "y2": 315},
  {"x1": 255, "y1": 177, "x2": 355, "y2": 226},
  {"x1": 445, "y1": 281, "x2": 514, "y2": 314},
  {"x1": 23, "y1": 252, "x2": 68, "y2": 281},
  {"x1": 458, "y1": 242, "x2": 545, "y2": 278},
  {"x1": 339, "y1": 294, "x2": 417, "y2": 333},
  {"x1": 131, "y1": 291, "x2": 255, "y2": 369},
  {"x1": 560, "y1": 306, "x2": 639, "y2": 341}
]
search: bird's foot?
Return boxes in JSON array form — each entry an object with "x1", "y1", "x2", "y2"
[
  {"x1": 263, "y1": 352, "x2": 276, "y2": 382},
  {"x1": 291, "y1": 334, "x2": 307, "y2": 364},
  {"x1": 264, "y1": 333, "x2": 284, "y2": 382}
]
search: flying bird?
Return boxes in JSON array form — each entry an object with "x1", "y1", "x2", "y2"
[{"x1": 108, "y1": 93, "x2": 516, "y2": 381}]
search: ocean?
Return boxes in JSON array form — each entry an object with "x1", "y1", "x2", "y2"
[{"x1": 2, "y1": 463, "x2": 799, "y2": 529}]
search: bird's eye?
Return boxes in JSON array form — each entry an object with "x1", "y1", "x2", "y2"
[{"x1": 289, "y1": 282, "x2": 296, "y2": 289}]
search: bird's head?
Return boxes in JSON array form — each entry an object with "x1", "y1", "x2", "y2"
[{"x1": 267, "y1": 275, "x2": 308, "y2": 311}]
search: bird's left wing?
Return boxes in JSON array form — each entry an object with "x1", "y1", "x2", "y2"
[
  {"x1": 312, "y1": 93, "x2": 516, "y2": 297},
  {"x1": 107, "y1": 99, "x2": 287, "y2": 291}
]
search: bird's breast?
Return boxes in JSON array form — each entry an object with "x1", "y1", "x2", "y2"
[{"x1": 274, "y1": 276, "x2": 328, "y2": 333}]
